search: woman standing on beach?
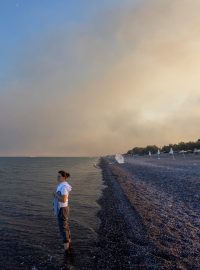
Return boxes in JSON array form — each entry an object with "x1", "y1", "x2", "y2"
[{"x1": 53, "y1": 170, "x2": 72, "y2": 253}]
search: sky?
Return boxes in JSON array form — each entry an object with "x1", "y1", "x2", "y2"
[{"x1": 0, "y1": 0, "x2": 200, "y2": 157}]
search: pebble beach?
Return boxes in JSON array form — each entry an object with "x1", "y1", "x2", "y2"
[{"x1": 93, "y1": 154, "x2": 200, "y2": 270}]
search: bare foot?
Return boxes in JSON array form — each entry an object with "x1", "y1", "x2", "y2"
[{"x1": 64, "y1": 242, "x2": 70, "y2": 251}]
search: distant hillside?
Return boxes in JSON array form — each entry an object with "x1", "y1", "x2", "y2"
[{"x1": 126, "y1": 139, "x2": 200, "y2": 155}]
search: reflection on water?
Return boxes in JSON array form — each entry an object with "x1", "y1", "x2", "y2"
[{"x1": 0, "y1": 157, "x2": 103, "y2": 269}]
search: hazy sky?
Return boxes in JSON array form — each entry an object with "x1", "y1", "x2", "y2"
[{"x1": 0, "y1": 0, "x2": 200, "y2": 156}]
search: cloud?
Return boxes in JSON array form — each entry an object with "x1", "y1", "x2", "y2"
[{"x1": 1, "y1": 0, "x2": 200, "y2": 156}]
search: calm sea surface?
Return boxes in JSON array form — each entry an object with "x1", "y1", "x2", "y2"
[{"x1": 0, "y1": 157, "x2": 103, "y2": 270}]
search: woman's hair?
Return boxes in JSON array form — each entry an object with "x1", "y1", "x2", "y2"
[{"x1": 58, "y1": 170, "x2": 70, "y2": 179}]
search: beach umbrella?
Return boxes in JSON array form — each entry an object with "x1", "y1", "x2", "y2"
[
  {"x1": 179, "y1": 150, "x2": 186, "y2": 158},
  {"x1": 157, "y1": 149, "x2": 160, "y2": 159},
  {"x1": 194, "y1": 148, "x2": 200, "y2": 154},
  {"x1": 169, "y1": 147, "x2": 175, "y2": 159},
  {"x1": 115, "y1": 154, "x2": 125, "y2": 164}
]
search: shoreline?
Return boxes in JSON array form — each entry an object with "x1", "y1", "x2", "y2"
[
  {"x1": 92, "y1": 156, "x2": 200, "y2": 269},
  {"x1": 93, "y1": 158, "x2": 161, "y2": 269}
]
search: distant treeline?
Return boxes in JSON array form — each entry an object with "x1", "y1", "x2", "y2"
[{"x1": 126, "y1": 139, "x2": 200, "y2": 155}]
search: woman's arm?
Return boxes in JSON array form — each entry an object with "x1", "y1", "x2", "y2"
[{"x1": 54, "y1": 192, "x2": 68, "y2": 203}]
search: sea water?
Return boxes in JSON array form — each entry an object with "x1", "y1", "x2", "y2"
[{"x1": 0, "y1": 157, "x2": 103, "y2": 269}]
